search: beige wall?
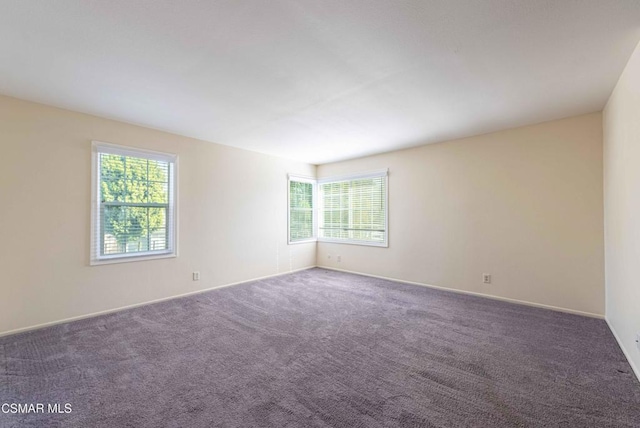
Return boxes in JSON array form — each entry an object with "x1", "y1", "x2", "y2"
[
  {"x1": 0, "y1": 95, "x2": 316, "y2": 335},
  {"x1": 603, "y1": 40, "x2": 640, "y2": 378},
  {"x1": 318, "y1": 113, "x2": 604, "y2": 316},
  {"x1": 0, "y1": 95, "x2": 610, "y2": 334}
]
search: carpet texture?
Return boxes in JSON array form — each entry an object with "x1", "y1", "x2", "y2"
[{"x1": 1, "y1": 268, "x2": 639, "y2": 427}]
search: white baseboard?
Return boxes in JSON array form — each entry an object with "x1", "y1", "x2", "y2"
[
  {"x1": 0, "y1": 266, "x2": 317, "y2": 338},
  {"x1": 605, "y1": 317, "x2": 640, "y2": 383},
  {"x1": 319, "y1": 266, "x2": 604, "y2": 319},
  {"x1": 6, "y1": 264, "x2": 633, "y2": 382}
]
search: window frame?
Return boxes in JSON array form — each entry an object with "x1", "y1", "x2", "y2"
[
  {"x1": 317, "y1": 169, "x2": 389, "y2": 248},
  {"x1": 90, "y1": 141, "x2": 178, "y2": 265},
  {"x1": 287, "y1": 174, "x2": 317, "y2": 245}
]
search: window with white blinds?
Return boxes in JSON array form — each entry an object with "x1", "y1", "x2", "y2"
[
  {"x1": 288, "y1": 176, "x2": 316, "y2": 243},
  {"x1": 318, "y1": 170, "x2": 388, "y2": 247},
  {"x1": 91, "y1": 142, "x2": 177, "y2": 264}
]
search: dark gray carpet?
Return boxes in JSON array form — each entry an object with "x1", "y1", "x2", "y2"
[{"x1": 1, "y1": 268, "x2": 639, "y2": 427}]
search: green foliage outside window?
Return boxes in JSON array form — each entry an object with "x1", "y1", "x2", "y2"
[
  {"x1": 100, "y1": 154, "x2": 170, "y2": 254},
  {"x1": 289, "y1": 180, "x2": 314, "y2": 241}
]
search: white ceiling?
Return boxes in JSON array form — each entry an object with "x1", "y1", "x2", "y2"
[{"x1": 1, "y1": 1, "x2": 639, "y2": 164}]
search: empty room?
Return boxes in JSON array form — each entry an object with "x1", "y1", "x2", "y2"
[{"x1": 1, "y1": 1, "x2": 640, "y2": 427}]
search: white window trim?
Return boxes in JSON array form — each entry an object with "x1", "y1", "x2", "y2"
[
  {"x1": 317, "y1": 168, "x2": 389, "y2": 248},
  {"x1": 287, "y1": 174, "x2": 317, "y2": 244},
  {"x1": 90, "y1": 141, "x2": 179, "y2": 265}
]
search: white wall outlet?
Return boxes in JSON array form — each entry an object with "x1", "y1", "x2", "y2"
[
  {"x1": 337, "y1": 255, "x2": 341, "y2": 262},
  {"x1": 482, "y1": 273, "x2": 491, "y2": 284},
  {"x1": 193, "y1": 271, "x2": 200, "y2": 281}
]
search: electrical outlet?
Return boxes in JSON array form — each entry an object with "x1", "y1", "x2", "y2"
[
  {"x1": 337, "y1": 255, "x2": 341, "y2": 262},
  {"x1": 193, "y1": 271, "x2": 200, "y2": 281},
  {"x1": 482, "y1": 273, "x2": 491, "y2": 284}
]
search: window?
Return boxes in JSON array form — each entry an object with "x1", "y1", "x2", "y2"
[
  {"x1": 318, "y1": 169, "x2": 388, "y2": 247},
  {"x1": 288, "y1": 175, "x2": 316, "y2": 243},
  {"x1": 91, "y1": 142, "x2": 177, "y2": 264}
]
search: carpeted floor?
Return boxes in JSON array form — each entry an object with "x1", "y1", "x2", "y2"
[{"x1": 1, "y1": 268, "x2": 639, "y2": 427}]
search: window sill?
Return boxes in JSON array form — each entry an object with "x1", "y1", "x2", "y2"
[
  {"x1": 288, "y1": 238, "x2": 318, "y2": 245},
  {"x1": 317, "y1": 238, "x2": 388, "y2": 248},
  {"x1": 90, "y1": 252, "x2": 177, "y2": 266}
]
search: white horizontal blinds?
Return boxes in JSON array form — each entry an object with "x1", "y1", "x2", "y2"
[
  {"x1": 289, "y1": 179, "x2": 314, "y2": 241},
  {"x1": 319, "y1": 181, "x2": 349, "y2": 240},
  {"x1": 319, "y1": 171, "x2": 387, "y2": 244},
  {"x1": 96, "y1": 144, "x2": 175, "y2": 258}
]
